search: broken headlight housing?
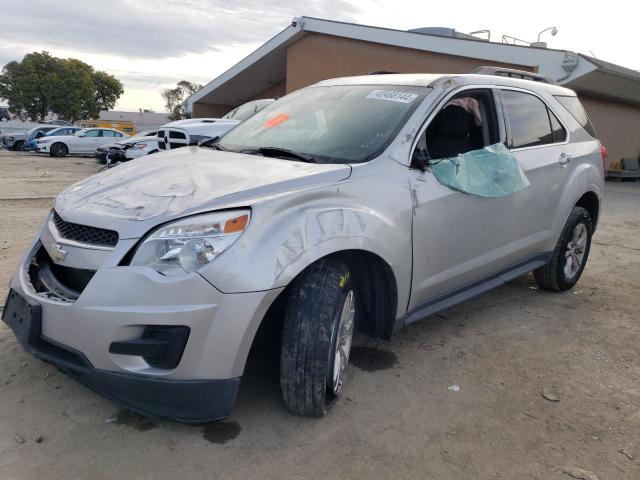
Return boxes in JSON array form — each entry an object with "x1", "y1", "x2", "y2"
[{"x1": 131, "y1": 210, "x2": 250, "y2": 276}]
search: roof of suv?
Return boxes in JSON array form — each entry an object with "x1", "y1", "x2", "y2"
[{"x1": 315, "y1": 73, "x2": 576, "y2": 96}]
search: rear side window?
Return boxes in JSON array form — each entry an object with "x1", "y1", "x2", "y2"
[
  {"x1": 549, "y1": 111, "x2": 566, "y2": 143},
  {"x1": 501, "y1": 90, "x2": 565, "y2": 149},
  {"x1": 554, "y1": 95, "x2": 597, "y2": 138}
]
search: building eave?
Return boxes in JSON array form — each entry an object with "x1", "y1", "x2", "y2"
[{"x1": 186, "y1": 16, "x2": 639, "y2": 110}]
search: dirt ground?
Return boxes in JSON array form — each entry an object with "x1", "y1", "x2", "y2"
[{"x1": 0, "y1": 149, "x2": 638, "y2": 480}]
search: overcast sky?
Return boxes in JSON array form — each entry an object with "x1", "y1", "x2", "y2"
[{"x1": 2, "y1": 0, "x2": 637, "y2": 112}]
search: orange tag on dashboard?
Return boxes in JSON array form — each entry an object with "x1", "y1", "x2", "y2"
[{"x1": 263, "y1": 113, "x2": 289, "y2": 128}]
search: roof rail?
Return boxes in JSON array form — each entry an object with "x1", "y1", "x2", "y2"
[{"x1": 472, "y1": 66, "x2": 556, "y2": 84}]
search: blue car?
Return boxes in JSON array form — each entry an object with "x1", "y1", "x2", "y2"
[{"x1": 24, "y1": 126, "x2": 82, "y2": 151}]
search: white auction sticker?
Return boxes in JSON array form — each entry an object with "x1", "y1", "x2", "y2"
[{"x1": 366, "y1": 89, "x2": 418, "y2": 103}]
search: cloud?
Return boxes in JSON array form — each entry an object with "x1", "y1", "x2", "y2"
[{"x1": 2, "y1": 0, "x2": 361, "y2": 60}]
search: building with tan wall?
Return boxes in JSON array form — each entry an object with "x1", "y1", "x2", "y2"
[{"x1": 187, "y1": 17, "x2": 640, "y2": 168}]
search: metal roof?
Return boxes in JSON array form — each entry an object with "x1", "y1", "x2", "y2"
[{"x1": 186, "y1": 17, "x2": 640, "y2": 109}]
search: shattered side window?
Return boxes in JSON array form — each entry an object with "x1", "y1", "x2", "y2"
[{"x1": 430, "y1": 143, "x2": 530, "y2": 198}]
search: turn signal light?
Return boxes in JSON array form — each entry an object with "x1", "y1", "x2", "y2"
[{"x1": 223, "y1": 213, "x2": 249, "y2": 234}]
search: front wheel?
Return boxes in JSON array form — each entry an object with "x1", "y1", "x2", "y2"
[
  {"x1": 50, "y1": 143, "x2": 68, "y2": 157},
  {"x1": 534, "y1": 206, "x2": 592, "y2": 291},
  {"x1": 280, "y1": 259, "x2": 356, "y2": 417}
]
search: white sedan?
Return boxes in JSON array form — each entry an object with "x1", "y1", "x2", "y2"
[{"x1": 38, "y1": 128, "x2": 129, "y2": 157}]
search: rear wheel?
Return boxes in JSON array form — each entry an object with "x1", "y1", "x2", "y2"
[
  {"x1": 280, "y1": 259, "x2": 356, "y2": 417},
  {"x1": 50, "y1": 143, "x2": 68, "y2": 157},
  {"x1": 13, "y1": 140, "x2": 24, "y2": 151},
  {"x1": 534, "y1": 206, "x2": 592, "y2": 291}
]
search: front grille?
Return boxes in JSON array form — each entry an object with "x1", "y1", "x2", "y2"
[
  {"x1": 53, "y1": 211, "x2": 118, "y2": 247},
  {"x1": 157, "y1": 129, "x2": 188, "y2": 149},
  {"x1": 28, "y1": 245, "x2": 96, "y2": 302}
]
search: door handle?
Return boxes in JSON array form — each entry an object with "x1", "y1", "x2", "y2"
[{"x1": 559, "y1": 153, "x2": 573, "y2": 165}]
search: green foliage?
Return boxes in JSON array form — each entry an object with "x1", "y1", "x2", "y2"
[
  {"x1": 0, "y1": 51, "x2": 124, "y2": 122},
  {"x1": 162, "y1": 80, "x2": 202, "y2": 120}
]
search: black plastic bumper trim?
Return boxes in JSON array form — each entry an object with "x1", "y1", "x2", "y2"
[{"x1": 3, "y1": 289, "x2": 240, "y2": 423}]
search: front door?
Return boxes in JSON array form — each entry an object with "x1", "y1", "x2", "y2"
[
  {"x1": 409, "y1": 88, "x2": 516, "y2": 310},
  {"x1": 78, "y1": 129, "x2": 103, "y2": 153}
]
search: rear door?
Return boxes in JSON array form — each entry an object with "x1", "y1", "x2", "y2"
[{"x1": 499, "y1": 88, "x2": 571, "y2": 259}]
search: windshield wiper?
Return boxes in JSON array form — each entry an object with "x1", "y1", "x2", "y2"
[
  {"x1": 198, "y1": 136, "x2": 227, "y2": 150},
  {"x1": 247, "y1": 147, "x2": 318, "y2": 163}
]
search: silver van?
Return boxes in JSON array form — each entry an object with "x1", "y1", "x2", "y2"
[{"x1": 3, "y1": 71, "x2": 604, "y2": 422}]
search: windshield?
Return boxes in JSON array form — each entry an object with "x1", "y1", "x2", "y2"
[{"x1": 219, "y1": 85, "x2": 427, "y2": 163}]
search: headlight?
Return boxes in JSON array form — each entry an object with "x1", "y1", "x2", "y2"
[
  {"x1": 38, "y1": 139, "x2": 52, "y2": 144},
  {"x1": 131, "y1": 143, "x2": 148, "y2": 150},
  {"x1": 130, "y1": 210, "x2": 250, "y2": 276}
]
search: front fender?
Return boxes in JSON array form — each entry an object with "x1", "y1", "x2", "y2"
[{"x1": 199, "y1": 165, "x2": 414, "y2": 319}]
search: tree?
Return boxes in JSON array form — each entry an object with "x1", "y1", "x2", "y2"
[
  {"x1": 0, "y1": 51, "x2": 124, "y2": 122},
  {"x1": 162, "y1": 80, "x2": 202, "y2": 120}
]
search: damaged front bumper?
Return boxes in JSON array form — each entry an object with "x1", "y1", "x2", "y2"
[
  {"x1": 3, "y1": 236, "x2": 281, "y2": 423},
  {"x1": 2, "y1": 289, "x2": 240, "y2": 422}
]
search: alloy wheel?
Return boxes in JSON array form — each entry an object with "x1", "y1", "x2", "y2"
[
  {"x1": 564, "y1": 222, "x2": 587, "y2": 279},
  {"x1": 330, "y1": 290, "x2": 355, "y2": 395}
]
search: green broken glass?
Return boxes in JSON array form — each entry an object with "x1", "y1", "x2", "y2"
[{"x1": 430, "y1": 143, "x2": 530, "y2": 198}]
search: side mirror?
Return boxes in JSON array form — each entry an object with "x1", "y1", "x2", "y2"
[
  {"x1": 77, "y1": 133, "x2": 86, "y2": 137},
  {"x1": 411, "y1": 148, "x2": 430, "y2": 171}
]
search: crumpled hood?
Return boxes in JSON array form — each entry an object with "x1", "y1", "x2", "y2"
[{"x1": 55, "y1": 147, "x2": 351, "y2": 239}]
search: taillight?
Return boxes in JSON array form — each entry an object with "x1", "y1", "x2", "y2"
[{"x1": 600, "y1": 145, "x2": 608, "y2": 165}]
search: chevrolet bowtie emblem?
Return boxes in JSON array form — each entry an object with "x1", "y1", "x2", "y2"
[{"x1": 50, "y1": 242, "x2": 68, "y2": 262}]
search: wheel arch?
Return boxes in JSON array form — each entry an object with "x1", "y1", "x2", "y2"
[
  {"x1": 50, "y1": 141, "x2": 68, "y2": 156},
  {"x1": 575, "y1": 190, "x2": 600, "y2": 231},
  {"x1": 260, "y1": 249, "x2": 398, "y2": 340},
  {"x1": 242, "y1": 248, "x2": 399, "y2": 379}
]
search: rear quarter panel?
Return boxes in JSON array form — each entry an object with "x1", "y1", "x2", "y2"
[{"x1": 544, "y1": 92, "x2": 604, "y2": 245}]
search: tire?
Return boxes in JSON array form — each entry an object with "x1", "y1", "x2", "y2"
[
  {"x1": 13, "y1": 140, "x2": 24, "y2": 151},
  {"x1": 534, "y1": 206, "x2": 592, "y2": 292},
  {"x1": 280, "y1": 259, "x2": 356, "y2": 417},
  {"x1": 50, "y1": 142, "x2": 68, "y2": 157}
]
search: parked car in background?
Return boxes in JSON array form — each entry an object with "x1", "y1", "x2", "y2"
[
  {"x1": 95, "y1": 129, "x2": 159, "y2": 164},
  {"x1": 38, "y1": 128, "x2": 128, "y2": 157},
  {"x1": 221, "y1": 99, "x2": 275, "y2": 122},
  {"x1": 156, "y1": 99, "x2": 275, "y2": 150},
  {"x1": 156, "y1": 118, "x2": 240, "y2": 150},
  {"x1": 24, "y1": 126, "x2": 82, "y2": 151},
  {"x1": 0, "y1": 107, "x2": 10, "y2": 122},
  {"x1": 1, "y1": 125, "x2": 59, "y2": 151}
]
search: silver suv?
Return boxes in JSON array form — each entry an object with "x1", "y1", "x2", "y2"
[{"x1": 3, "y1": 72, "x2": 604, "y2": 422}]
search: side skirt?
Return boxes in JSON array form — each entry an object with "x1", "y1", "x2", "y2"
[{"x1": 395, "y1": 252, "x2": 551, "y2": 331}]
